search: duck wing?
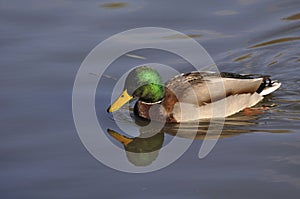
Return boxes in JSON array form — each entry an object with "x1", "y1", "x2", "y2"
[
  {"x1": 165, "y1": 71, "x2": 274, "y2": 122},
  {"x1": 165, "y1": 71, "x2": 264, "y2": 105}
]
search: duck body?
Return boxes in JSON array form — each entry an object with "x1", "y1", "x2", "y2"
[{"x1": 108, "y1": 66, "x2": 281, "y2": 123}]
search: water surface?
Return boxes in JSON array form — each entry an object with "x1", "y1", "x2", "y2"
[{"x1": 1, "y1": 0, "x2": 300, "y2": 198}]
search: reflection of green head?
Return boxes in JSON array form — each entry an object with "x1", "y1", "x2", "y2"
[
  {"x1": 125, "y1": 66, "x2": 165, "y2": 103},
  {"x1": 107, "y1": 129, "x2": 164, "y2": 167},
  {"x1": 125, "y1": 133, "x2": 164, "y2": 166}
]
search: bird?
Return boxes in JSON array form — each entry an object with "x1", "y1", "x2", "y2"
[{"x1": 107, "y1": 66, "x2": 281, "y2": 123}]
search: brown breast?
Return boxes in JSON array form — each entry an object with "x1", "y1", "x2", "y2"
[{"x1": 134, "y1": 87, "x2": 179, "y2": 123}]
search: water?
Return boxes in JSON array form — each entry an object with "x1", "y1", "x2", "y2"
[{"x1": 1, "y1": 0, "x2": 300, "y2": 198}]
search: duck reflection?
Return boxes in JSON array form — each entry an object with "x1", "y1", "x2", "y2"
[
  {"x1": 108, "y1": 113, "x2": 258, "y2": 166},
  {"x1": 107, "y1": 129, "x2": 164, "y2": 167},
  {"x1": 107, "y1": 96, "x2": 285, "y2": 167},
  {"x1": 164, "y1": 113, "x2": 261, "y2": 140},
  {"x1": 107, "y1": 116, "x2": 165, "y2": 167}
]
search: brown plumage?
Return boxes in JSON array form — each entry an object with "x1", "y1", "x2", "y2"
[{"x1": 134, "y1": 71, "x2": 279, "y2": 123}]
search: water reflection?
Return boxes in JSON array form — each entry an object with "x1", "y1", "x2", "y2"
[
  {"x1": 108, "y1": 128, "x2": 164, "y2": 166},
  {"x1": 214, "y1": 10, "x2": 239, "y2": 16},
  {"x1": 267, "y1": 60, "x2": 278, "y2": 66},
  {"x1": 249, "y1": 37, "x2": 300, "y2": 48},
  {"x1": 108, "y1": 97, "x2": 290, "y2": 167},
  {"x1": 264, "y1": 169, "x2": 300, "y2": 188},
  {"x1": 233, "y1": 53, "x2": 253, "y2": 62},
  {"x1": 162, "y1": 33, "x2": 202, "y2": 40},
  {"x1": 282, "y1": 13, "x2": 300, "y2": 21},
  {"x1": 100, "y1": 2, "x2": 128, "y2": 9}
]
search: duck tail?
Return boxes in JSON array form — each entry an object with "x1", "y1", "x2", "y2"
[{"x1": 256, "y1": 76, "x2": 281, "y2": 96}]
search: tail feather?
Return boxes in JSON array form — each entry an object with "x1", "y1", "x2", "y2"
[{"x1": 256, "y1": 76, "x2": 281, "y2": 96}]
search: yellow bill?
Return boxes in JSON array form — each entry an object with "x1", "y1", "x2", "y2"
[
  {"x1": 107, "y1": 89, "x2": 133, "y2": 112},
  {"x1": 107, "y1": 129, "x2": 133, "y2": 146}
]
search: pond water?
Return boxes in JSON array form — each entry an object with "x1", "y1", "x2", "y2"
[{"x1": 1, "y1": 0, "x2": 300, "y2": 198}]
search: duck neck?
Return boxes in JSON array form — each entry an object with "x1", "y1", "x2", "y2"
[{"x1": 134, "y1": 100, "x2": 163, "y2": 121}]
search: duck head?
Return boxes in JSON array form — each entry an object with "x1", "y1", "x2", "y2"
[{"x1": 107, "y1": 66, "x2": 165, "y2": 112}]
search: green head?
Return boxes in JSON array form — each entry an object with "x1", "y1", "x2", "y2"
[
  {"x1": 125, "y1": 66, "x2": 165, "y2": 102},
  {"x1": 107, "y1": 66, "x2": 165, "y2": 112}
]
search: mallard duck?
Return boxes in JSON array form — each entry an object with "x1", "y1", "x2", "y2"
[{"x1": 107, "y1": 66, "x2": 281, "y2": 123}]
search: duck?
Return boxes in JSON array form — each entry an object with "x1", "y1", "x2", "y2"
[{"x1": 107, "y1": 66, "x2": 281, "y2": 123}]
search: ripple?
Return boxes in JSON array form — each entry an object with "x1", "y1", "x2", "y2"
[
  {"x1": 282, "y1": 13, "x2": 300, "y2": 21},
  {"x1": 249, "y1": 37, "x2": 300, "y2": 48},
  {"x1": 233, "y1": 53, "x2": 253, "y2": 62},
  {"x1": 214, "y1": 10, "x2": 239, "y2": 16},
  {"x1": 100, "y1": 2, "x2": 128, "y2": 9},
  {"x1": 267, "y1": 60, "x2": 278, "y2": 66},
  {"x1": 162, "y1": 34, "x2": 202, "y2": 40}
]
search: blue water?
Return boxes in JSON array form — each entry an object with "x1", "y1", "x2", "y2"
[{"x1": 1, "y1": 0, "x2": 300, "y2": 198}]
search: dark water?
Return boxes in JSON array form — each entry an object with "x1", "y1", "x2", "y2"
[{"x1": 1, "y1": 0, "x2": 300, "y2": 198}]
